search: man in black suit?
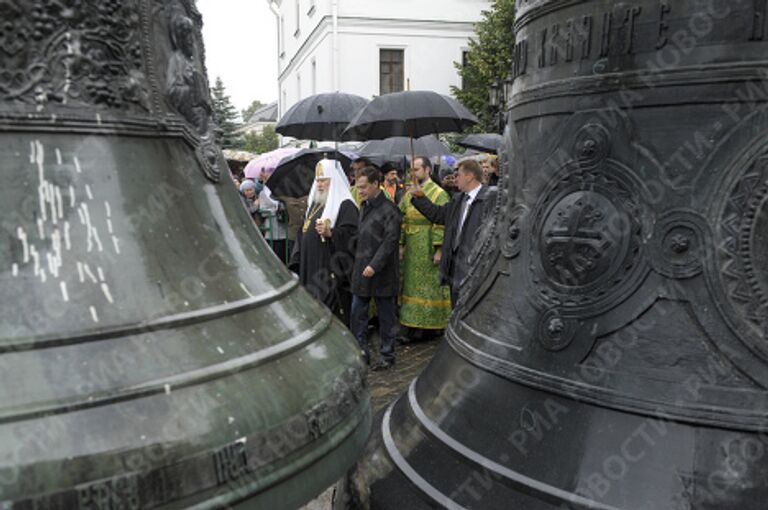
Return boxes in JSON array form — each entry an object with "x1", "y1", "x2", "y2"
[
  {"x1": 350, "y1": 166, "x2": 403, "y2": 370},
  {"x1": 410, "y1": 159, "x2": 497, "y2": 305}
]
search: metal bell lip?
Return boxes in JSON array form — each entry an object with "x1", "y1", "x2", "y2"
[
  {"x1": 0, "y1": 1, "x2": 370, "y2": 508},
  {"x1": 345, "y1": 1, "x2": 768, "y2": 508}
]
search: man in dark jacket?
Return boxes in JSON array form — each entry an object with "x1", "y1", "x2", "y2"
[
  {"x1": 350, "y1": 166, "x2": 402, "y2": 370},
  {"x1": 410, "y1": 158, "x2": 497, "y2": 305}
]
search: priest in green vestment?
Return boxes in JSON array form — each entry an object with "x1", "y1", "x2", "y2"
[{"x1": 399, "y1": 156, "x2": 452, "y2": 336}]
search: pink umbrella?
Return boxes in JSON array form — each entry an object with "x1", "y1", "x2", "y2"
[{"x1": 244, "y1": 147, "x2": 300, "y2": 179}]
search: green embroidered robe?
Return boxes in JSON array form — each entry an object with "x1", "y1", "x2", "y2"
[{"x1": 399, "y1": 179, "x2": 452, "y2": 329}]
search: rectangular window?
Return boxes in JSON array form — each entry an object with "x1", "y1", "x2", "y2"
[
  {"x1": 379, "y1": 49, "x2": 404, "y2": 95},
  {"x1": 279, "y1": 16, "x2": 285, "y2": 57}
]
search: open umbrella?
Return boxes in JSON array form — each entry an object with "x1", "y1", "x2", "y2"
[
  {"x1": 457, "y1": 133, "x2": 503, "y2": 154},
  {"x1": 359, "y1": 135, "x2": 451, "y2": 162},
  {"x1": 276, "y1": 92, "x2": 370, "y2": 141},
  {"x1": 267, "y1": 148, "x2": 354, "y2": 198},
  {"x1": 343, "y1": 91, "x2": 478, "y2": 181},
  {"x1": 343, "y1": 91, "x2": 478, "y2": 141},
  {"x1": 244, "y1": 147, "x2": 300, "y2": 179}
]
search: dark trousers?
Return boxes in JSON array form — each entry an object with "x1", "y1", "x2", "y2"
[
  {"x1": 351, "y1": 295, "x2": 397, "y2": 365},
  {"x1": 449, "y1": 259, "x2": 462, "y2": 307},
  {"x1": 267, "y1": 239, "x2": 290, "y2": 265},
  {"x1": 336, "y1": 288, "x2": 352, "y2": 328}
]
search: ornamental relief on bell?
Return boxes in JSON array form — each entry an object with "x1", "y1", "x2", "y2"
[
  {"x1": 154, "y1": 0, "x2": 222, "y2": 181},
  {"x1": 524, "y1": 118, "x2": 652, "y2": 322},
  {"x1": 163, "y1": 0, "x2": 213, "y2": 136},
  {"x1": 712, "y1": 150, "x2": 768, "y2": 360},
  {"x1": 0, "y1": 0, "x2": 150, "y2": 113}
]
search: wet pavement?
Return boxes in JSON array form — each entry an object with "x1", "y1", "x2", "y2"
[
  {"x1": 300, "y1": 335, "x2": 442, "y2": 510},
  {"x1": 367, "y1": 336, "x2": 441, "y2": 412}
]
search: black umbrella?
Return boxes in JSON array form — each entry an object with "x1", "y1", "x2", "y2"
[
  {"x1": 343, "y1": 91, "x2": 478, "y2": 141},
  {"x1": 457, "y1": 133, "x2": 503, "y2": 154},
  {"x1": 344, "y1": 91, "x2": 477, "y2": 183},
  {"x1": 276, "y1": 93, "x2": 369, "y2": 141},
  {"x1": 267, "y1": 148, "x2": 353, "y2": 198},
  {"x1": 359, "y1": 135, "x2": 451, "y2": 161}
]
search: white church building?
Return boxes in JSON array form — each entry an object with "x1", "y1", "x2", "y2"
[{"x1": 266, "y1": 0, "x2": 491, "y2": 119}]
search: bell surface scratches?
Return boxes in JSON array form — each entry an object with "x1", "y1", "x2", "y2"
[
  {"x1": 356, "y1": 1, "x2": 768, "y2": 509},
  {"x1": 0, "y1": 1, "x2": 370, "y2": 508}
]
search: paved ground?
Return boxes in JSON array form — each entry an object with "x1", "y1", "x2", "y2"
[
  {"x1": 300, "y1": 335, "x2": 441, "y2": 510},
  {"x1": 367, "y1": 336, "x2": 441, "y2": 413}
]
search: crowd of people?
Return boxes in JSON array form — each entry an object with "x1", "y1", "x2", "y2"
[{"x1": 233, "y1": 153, "x2": 500, "y2": 371}]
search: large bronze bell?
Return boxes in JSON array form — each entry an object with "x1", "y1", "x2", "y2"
[
  {"x1": 347, "y1": 1, "x2": 768, "y2": 508},
  {"x1": 0, "y1": 1, "x2": 369, "y2": 508}
]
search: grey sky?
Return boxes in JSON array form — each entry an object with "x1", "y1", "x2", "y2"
[{"x1": 196, "y1": 0, "x2": 278, "y2": 119}]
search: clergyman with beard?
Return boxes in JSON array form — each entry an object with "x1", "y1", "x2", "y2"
[{"x1": 289, "y1": 159, "x2": 359, "y2": 325}]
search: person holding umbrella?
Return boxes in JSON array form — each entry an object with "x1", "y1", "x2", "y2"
[{"x1": 289, "y1": 159, "x2": 359, "y2": 325}]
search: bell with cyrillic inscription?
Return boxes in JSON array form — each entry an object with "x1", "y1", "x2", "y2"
[
  {"x1": 342, "y1": 1, "x2": 768, "y2": 508},
  {"x1": 0, "y1": 1, "x2": 369, "y2": 508}
]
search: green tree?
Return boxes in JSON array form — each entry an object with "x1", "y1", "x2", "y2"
[
  {"x1": 240, "y1": 125, "x2": 279, "y2": 154},
  {"x1": 241, "y1": 99, "x2": 266, "y2": 123},
  {"x1": 451, "y1": 0, "x2": 516, "y2": 133},
  {"x1": 210, "y1": 77, "x2": 241, "y2": 148}
]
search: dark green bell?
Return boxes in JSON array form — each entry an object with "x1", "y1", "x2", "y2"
[{"x1": 0, "y1": 1, "x2": 370, "y2": 508}]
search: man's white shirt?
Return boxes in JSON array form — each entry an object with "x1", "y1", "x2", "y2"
[{"x1": 459, "y1": 184, "x2": 482, "y2": 231}]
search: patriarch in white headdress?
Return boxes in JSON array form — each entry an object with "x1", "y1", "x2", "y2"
[
  {"x1": 305, "y1": 159, "x2": 356, "y2": 231},
  {"x1": 290, "y1": 158, "x2": 358, "y2": 324}
]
